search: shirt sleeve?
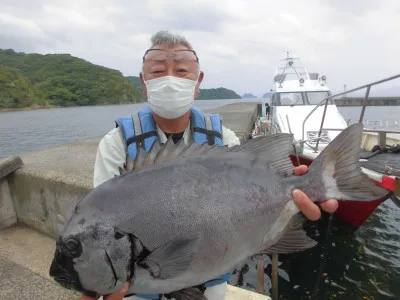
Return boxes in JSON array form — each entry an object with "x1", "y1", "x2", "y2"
[
  {"x1": 93, "y1": 128, "x2": 127, "y2": 188},
  {"x1": 221, "y1": 125, "x2": 241, "y2": 147}
]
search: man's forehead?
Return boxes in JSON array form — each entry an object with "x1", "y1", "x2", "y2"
[{"x1": 150, "y1": 44, "x2": 191, "y2": 51}]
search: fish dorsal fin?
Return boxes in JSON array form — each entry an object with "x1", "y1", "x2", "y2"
[
  {"x1": 132, "y1": 133, "x2": 294, "y2": 175},
  {"x1": 171, "y1": 137, "x2": 189, "y2": 157},
  {"x1": 180, "y1": 141, "x2": 205, "y2": 158},
  {"x1": 155, "y1": 136, "x2": 177, "y2": 164},
  {"x1": 134, "y1": 146, "x2": 149, "y2": 170},
  {"x1": 141, "y1": 139, "x2": 162, "y2": 168},
  {"x1": 229, "y1": 134, "x2": 295, "y2": 175}
]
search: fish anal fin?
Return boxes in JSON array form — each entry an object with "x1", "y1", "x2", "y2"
[
  {"x1": 260, "y1": 212, "x2": 317, "y2": 255},
  {"x1": 165, "y1": 287, "x2": 207, "y2": 300},
  {"x1": 139, "y1": 235, "x2": 200, "y2": 280},
  {"x1": 260, "y1": 227, "x2": 317, "y2": 255}
]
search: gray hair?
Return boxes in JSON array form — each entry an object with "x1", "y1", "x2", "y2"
[{"x1": 150, "y1": 30, "x2": 194, "y2": 50}]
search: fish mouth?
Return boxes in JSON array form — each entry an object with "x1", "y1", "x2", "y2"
[
  {"x1": 49, "y1": 247, "x2": 97, "y2": 298},
  {"x1": 105, "y1": 249, "x2": 118, "y2": 289},
  {"x1": 49, "y1": 256, "x2": 83, "y2": 291}
]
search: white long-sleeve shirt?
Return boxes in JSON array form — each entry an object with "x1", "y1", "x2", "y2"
[{"x1": 93, "y1": 119, "x2": 241, "y2": 188}]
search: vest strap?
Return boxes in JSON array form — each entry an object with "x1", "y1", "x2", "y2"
[
  {"x1": 133, "y1": 113, "x2": 143, "y2": 136},
  {"x1": 193, "y1": 127, "x2": 222, "y2": 139},
  {"x1": 127, "y1": 131, "x2": 158, "y2": 147}
]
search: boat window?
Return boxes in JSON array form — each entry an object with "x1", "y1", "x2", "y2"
[
  {"x1": 306, "y1": 91, "x2": 333, "y2": 104},
  {"x1": 279, "y1": 92, "x2": 305, "y2": 105}
]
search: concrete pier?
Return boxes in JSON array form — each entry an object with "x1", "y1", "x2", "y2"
[
  {"x1": 0, "y1": 102, "x2": 270, "y2": 300},
  {"x1": 334, "y1": 96, "x2": 400, "y2": 106}
]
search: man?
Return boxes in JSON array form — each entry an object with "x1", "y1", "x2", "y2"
[
  {"x1": 84, "y1": 31, "x2": 338, "y2": 300},
  {"x1": 265, "y1": 102, "x2": 270, "y2": 119}
]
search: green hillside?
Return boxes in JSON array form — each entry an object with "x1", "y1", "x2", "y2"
[
  {"x1": 126, "y1": 76, "x2": 241, "y2": 100},
  {"x1": 0, "y1": 65, "x2": 47, "y2": 109},
  {"x1": 126, "y1": 76, "x2": 146, "y2": 101},
  {"x1": 197, "y1": 87, "x2": 241, "y2": 100},
  {"x1": 0, "y1": 49, "x2": 142, "y2": 109}
]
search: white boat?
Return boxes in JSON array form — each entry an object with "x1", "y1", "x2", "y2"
[
  {"x1": 254, "y1": 52, "x2": 348, "y2": 157},
  {"x1": 253, "y1": 53, "x2": 400, "y2": 227}
]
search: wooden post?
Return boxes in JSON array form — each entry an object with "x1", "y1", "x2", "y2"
[
  {"x1": 271, "y1": 253, "x2": 279, "y2": 300},
  {"x1": 377, "y1": 131, "x2": 386, "y2": 149},
  {"x1": 256, "y1": 259, "x2": 264, "y2": 294}
]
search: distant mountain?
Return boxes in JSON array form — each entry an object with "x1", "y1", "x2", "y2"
[
  {"x1": 242, "y1": 93, "x2": 257, "y2": 99},
  {"x1": 0, "y1": 49, "x2": 142, "y2": 109},
  {"x1": 197, "y1": 87, "x2": 241, "y2": 100},
  {"x1": 126, "y1": 76, "x2": 241, "y2": 100},
  {"x1": 262, "y1": 92, "x2": 273, "y2": 98},
  {"x1": 126, "y1": 76, "x2": 146, "y2": 100}
]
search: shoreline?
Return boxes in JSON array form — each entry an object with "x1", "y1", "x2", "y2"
[{"x1": 0, "y1": 105, "x2": 57, "y2": 113}]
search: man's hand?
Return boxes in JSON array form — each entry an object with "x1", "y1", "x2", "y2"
[
  {"x1": 81, "y1": 282, "x2": 129, "y2": 300},
  {"x1": 292, "y1": 165, "x2": 338, "y2": 221}
]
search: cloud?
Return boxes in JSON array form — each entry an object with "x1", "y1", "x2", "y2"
[{"x1": 0, "y1": 0, "x2": 399, "y2": 96}]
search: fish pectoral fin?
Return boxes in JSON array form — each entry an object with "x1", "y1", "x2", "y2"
[
  {"x1": 259, "y1": 214, "x2": 317, "y2": 255},
  {"x1": 138, "y1": 235, "x2": 200, "y2": 280},
  {"x1": 164, "y1": 287, "x2": 207, "y2": 300}
]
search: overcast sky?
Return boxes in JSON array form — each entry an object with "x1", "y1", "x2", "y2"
[{"x1": 1, "y1": 0, "x2": 399, "y2": 97}]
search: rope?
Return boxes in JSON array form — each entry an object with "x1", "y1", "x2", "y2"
[{"x1": 311, "y1": 213, "x2": 334, "y2": 300}]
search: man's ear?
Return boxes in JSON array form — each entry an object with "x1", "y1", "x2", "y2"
[
  {"x1": 194, "y1": 71, "x2": 204, "y2": 97},
  {"x1": 140, "y1": 72, "x2": 147, "y2": 96}
]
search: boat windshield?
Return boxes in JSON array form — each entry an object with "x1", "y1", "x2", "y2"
[
  {"x1": 279, "y1": 92, "x2": 305, "y2": 105},
  {"x1": 274, "y1": 91, "x2": 333, "y2": 106},
  {"x1": 306, "y1": 91, "x2": 332, "y2": 104}
]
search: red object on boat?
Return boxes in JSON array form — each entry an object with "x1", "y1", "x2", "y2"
[{"x1": 289, "y1": 154, "x2": 392, "y2": 228}]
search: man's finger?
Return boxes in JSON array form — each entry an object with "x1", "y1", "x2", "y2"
[
  {"x1": 320, "y1": 199, "x2": 339, "y2": 213},
  {"x1": 292, "y1": 189, "x2": 321, "y2": 221},
  {"x1": 293, "y1": 165, "x2": 308, "y2": 176},
  {"x1": 104, "y1": 283, "x2": 129, "y2": 300},
  {"x1": 81, "y1": 295, "x2": 98, "y2": 300}
]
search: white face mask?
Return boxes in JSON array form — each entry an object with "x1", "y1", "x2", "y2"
[{"x1": 144, "y1": 76, "x2": 198, "y2": 119}]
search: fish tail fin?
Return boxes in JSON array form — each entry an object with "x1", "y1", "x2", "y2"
[{"x1": 306, "y1": 123, "x2": 388, "y2": 201}]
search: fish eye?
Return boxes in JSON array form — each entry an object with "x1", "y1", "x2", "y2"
[
  {"x1": 64, "y1": 238, "x2": 82, "y2": 258},
  {"x1": 114, "y1": 229, "x2": 126, "y2": 240}
]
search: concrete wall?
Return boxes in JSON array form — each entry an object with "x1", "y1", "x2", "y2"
[
  {"x1": 7, "y1": 137, "x2": 99, "y2": 238},
  {"x1": 8, "y1": 172, "x2": 89, "y2": 239},
  {"x1": 0, "y1": 178, "x2": 17, "y2": 230},
  {"x1": 335, "y1": 96, "x2": 400, "y2": 106}
]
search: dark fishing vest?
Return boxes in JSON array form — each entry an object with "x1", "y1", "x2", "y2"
[{"x1": 115, "y1": 106, "x2": 231, "y2": 299}]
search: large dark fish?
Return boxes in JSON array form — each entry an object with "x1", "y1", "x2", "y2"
[{"x1": 49, "y1": 123, "x2": 388, "y2": 299}]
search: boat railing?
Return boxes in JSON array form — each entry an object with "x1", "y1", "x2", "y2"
[
  {"x1": 301, "y1": 74, "x2": 400, "y2": 152},
  {"x1": 346, "y1": 118, "x2": 399, "y2": 130}
]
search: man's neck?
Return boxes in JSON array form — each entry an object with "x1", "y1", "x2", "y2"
[{"x1": 153, "y1": 111, "x2": 190, "y2": 133}]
